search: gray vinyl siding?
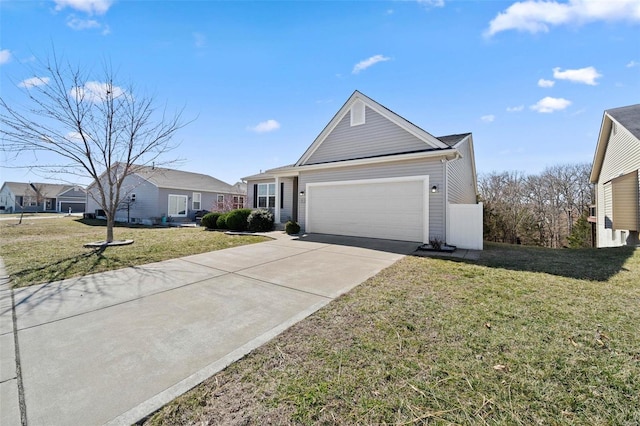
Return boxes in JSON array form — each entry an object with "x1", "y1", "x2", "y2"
[
  {"x1": 599, "y1": 123, "x2": 640, "y2": 183},
  {"x1": 246, "y1": 178, "x2": 274, "y2": 210},
  {"x1": 297, "y1": 158, "x2": 446, "y2": 239},
  {"x1": 245, "y1": 178, "x2": 294, "y2": 223},
  {"x1": 596, "y1": 121, "x2": 640, "y2": 247},
  {"x1": 87, "y1": 172, "x2": 245, "y2": 223},
  {"x1": 0, "y1": 187, "x2": 16, "y2": 212},
  {"x1": 447, "y1": 137, "x2": 477, "y2": 204},
  {"x1": 304, "y1": 106, "x2": 431, "y2": 165},
  {"x1": 279, "y1": 178, "x2": 295, "y2": 222},
  {"x1": 120, "y1": 176, "x2": 159, "y2": 222}
]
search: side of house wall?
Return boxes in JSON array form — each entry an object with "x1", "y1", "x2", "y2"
[
  {"x1": 0, "y1": 186, "x2": 16, "y2": 213},
  {"x1": 596, "y1": 122, "x2": 640, "y2": 247},
  {"x1": 86, "y1": 174, "x2": 159, "y2": 221},
  {"x1": 447, "y1": 137, "x2": 477, "y2": 204}
]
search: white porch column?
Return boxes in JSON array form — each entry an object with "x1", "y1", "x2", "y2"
[{"x1": 274, "y1": 176, "x2": 280, "y2": 224}]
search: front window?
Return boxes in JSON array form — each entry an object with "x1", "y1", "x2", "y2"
[
  {"x1": 168, "y1": 194, "x2": 188, "y2": 217},
  {"x1": 257, "y1": 183, "x2": 276, "y2": 208},
  {"x1": 217, "y1": 194, "x2": 225, "y2": 210},
  {"x1": 192, "y1": 192, "x2": 201, "y2": 210},
  {"x1": 233, "y1": 195, "x2": 245, "y2": 210}
]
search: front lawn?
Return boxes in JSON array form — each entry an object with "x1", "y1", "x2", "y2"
[
  {"x1": 0, "y1": 216, "x2": 269, "y2": 287},
  {"x1": 143, "y1": 242, "x2": 640, "y2": 425}
]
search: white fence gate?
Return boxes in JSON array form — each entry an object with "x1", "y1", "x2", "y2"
[{"x1": 447, "y1": 203, "x2": 483, "y2": 250}]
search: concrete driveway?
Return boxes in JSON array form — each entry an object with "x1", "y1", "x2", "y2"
[{"x1": 0, "y1": 233, "x2": 417, "y2": 425}]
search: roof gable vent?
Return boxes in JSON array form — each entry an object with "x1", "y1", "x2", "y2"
[{"x1": 350, "y1": 99, "x2": 365, "y2": 126}]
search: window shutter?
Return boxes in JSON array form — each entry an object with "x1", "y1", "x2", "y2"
[
  {"x1": 253, "y1": 184, "x2": 258, "y2": 208},
  {"x1": 280, "y1": 182, "x2": 284, "y2": 209}
]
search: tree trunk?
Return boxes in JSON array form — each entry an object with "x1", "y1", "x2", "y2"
[{"x1": 106, "y1": 215, "x2": 115, "y2": 243}]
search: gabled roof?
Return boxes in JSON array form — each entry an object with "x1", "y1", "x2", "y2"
[
  {"x1": 295, "y1": 90, "x2": 450, "y2": 166},
  {"x1": 590, "y1": 104, "x2": 640, "y2": 183},
  {"x1": 132, "y1": 165, "x2": 240, "y2": 193},
  {"x1": 437, "y1": 133, "x2": 472, "y2": 147},
  {"x1": 1, "y1": 182, "x2": 85, "y2": 197}
]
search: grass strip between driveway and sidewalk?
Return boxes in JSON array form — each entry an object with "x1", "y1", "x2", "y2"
[
  {"x1": 0, "y1": 216, "x2": 268, "y2": 287},
  {"x1": 142, "y1": 242, "x2": 640, "y2": 425}
]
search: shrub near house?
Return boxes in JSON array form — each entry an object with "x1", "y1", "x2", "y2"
[{"x1": 201, "y1": 208, "x2": 273, "y2": 232}]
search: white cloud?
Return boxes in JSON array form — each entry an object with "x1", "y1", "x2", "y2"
[
  {"x1": 530, "y1": 96, "x2": 571, "y2": 113},
  {"x1": 70, "y1": 81, "x2": 126, "y2": 103},
  {"x1": 417, "y1": 0, "x2": 445, "y2": 8},
  {"x1": 0, "y1": 49, "x2": 11, "y2": 65},
  {"x1": 538, "y1": 78, "x2": 555, "y2": 88},
  {"x1": 627, "y1": 60, "x2": 639, "y2": 68},
  {"x1": 18, "y1": 77, "x2": 50, "y2": 88},
  {"x1": 248, "y1": 119, "x2": 281, "y2": 133},
  {"x1": 352, "y1": 54, "x2": 391, "y2": 74},
  {"x1": 54, "y1": 0, "x2": 113, "y2": 15},
  {"x1": 553, "y1": 66, "x2": 602, "y2": 85},
  {"x1": 485, "y1": 0, "x2": 640, "y2": 37},
  {"x1": 66, "y1": 15, "x2": 101, "y2": 30},
  {"x1": 506, "y1": 105, "x2": 525, "y2": 112},
  {"x1": 481, "y1": 114, "x2": 495, "y2": 123}
]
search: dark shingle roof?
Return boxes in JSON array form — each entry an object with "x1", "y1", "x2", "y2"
[
  {"x1": 437, "y1": 133, "x2": 471, "y2": 147},
  {"x1": 607, "y1": 104, "x2": 640, "y2": 140},
  {"x1": 133, "y1": 166, "x2": 240, "y2": 193},
  {"x1": 2, "y1": 182, "x2": 84, "y2": 197}
]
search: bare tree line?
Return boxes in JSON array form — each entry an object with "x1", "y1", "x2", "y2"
[{"x1": 479, "y1": 163, "x2": 594, "y2": 248}]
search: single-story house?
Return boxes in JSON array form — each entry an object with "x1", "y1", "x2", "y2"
[
  {"x1": 86, "y1": 164, "x2": 247, "y2": 224},
  {"x1": 0, "y1": 182, "x2": 87, "y2": 213},
  {"x1": 589, "y1": 104, "x2": 640, "y2": 247},
  {"x1": 243, "y1": 91, "x2": 482, "y2": 249}
]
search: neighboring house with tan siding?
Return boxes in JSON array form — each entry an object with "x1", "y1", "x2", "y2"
[
  {"x1": 589, "y1": 104, "x2": 640, "y2": 248},
  {"x1": 86, "y1": 164, "x2": 246, "y2": 224},
  {"x1": 243, "y1": 91, "x2": 481, "y2": 248}
]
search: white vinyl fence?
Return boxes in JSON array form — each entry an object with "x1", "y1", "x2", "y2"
[{"x1": 447, "y1": 203, "x2": 483, "y2": 250}]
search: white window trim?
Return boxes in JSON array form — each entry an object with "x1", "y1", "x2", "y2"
[
  {"x1": 233, "y1": 195, "x2": 245, "y2": 209},
  {"x1": 257, "y1": 183, "x2": 276, "y2": 209},
  {"x1": 192, "y1": 192, "x2": 201, "y2": 210},
  {"x1": 168, "y1": 194, "x2": 188, "y2": 217}
]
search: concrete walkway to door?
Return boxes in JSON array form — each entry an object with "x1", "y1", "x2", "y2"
[{"x1": 0, "y1": 233, "x2": 418, "y2": 426}]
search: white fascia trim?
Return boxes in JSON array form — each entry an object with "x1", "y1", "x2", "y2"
[
  {"x1": 305, "y1": 175, "x2": 430, "y2": 243},
  {"x1": 272, "y1": 149, "x2": 458, "y2": 177}
]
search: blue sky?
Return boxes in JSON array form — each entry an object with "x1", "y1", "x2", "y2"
[{"x1": 1, "y1": 0, "x2": 639, "y2": 186}]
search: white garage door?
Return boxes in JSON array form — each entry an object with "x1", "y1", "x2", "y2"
[{"x1": 306, "y1": 176, "x2": 429, "y2": 243}]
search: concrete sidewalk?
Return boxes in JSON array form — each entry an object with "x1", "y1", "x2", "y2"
[{"x1": 1, "y1": 233, "x2": 417, "y2": 425}]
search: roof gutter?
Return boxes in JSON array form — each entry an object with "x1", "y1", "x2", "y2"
[{"x1": 267, "y1": 149, "x2": 460, "y2": 177}]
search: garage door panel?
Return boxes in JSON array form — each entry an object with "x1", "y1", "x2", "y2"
[
  {"x1": 307, "y1": 178, "x2": 427, "y2": 242},
  {"x1": 60, "y1": 202, "x2": 86, "y2": 213}
]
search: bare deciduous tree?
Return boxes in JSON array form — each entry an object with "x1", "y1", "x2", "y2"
[
  {"x1": 479, "y1": 163, "x2": 594, "y2": 248},
  {"x1": 0, "y1": 53, "x2": 187, "y2": 243}
]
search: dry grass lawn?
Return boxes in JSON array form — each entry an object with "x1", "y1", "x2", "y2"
[
  {"x1": 142, "y1": 242, "x2": 640, "y2": 425},
  {"x1": 0, "y1": 215, "x2": 268, "y2": 287}
]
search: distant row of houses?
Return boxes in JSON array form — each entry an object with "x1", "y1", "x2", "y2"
[
  {"x1": 0, "y1": 167, "x2": 247, "y2": 224},
  {"x1": 1, "y1": 92, "x2": 638, "y2": 249}
]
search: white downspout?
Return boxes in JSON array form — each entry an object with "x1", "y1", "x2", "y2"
[
  {"x1": 274, "y1": 176, "x2": 280, "y2": 224},
  {"x1": 443, "y1": 158, "x2": 448, "y2": 243}
]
